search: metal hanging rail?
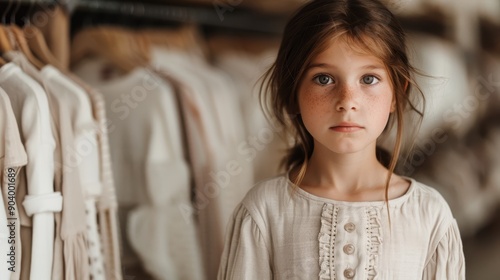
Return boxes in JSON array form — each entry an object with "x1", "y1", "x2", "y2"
[{"x1": 73, "y1": 0, "x2": 286, "y2": 35}]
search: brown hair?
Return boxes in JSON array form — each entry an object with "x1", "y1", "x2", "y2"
[{"x1": 260, "y1": 0, "x2": 424, "y2": 207}]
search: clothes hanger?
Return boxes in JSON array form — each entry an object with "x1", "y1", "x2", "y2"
[
  {"x1": 9, "y1": 25, "x2": 45, "y2": 69},
  {"x1": 71, "y1": 26, "x2": 150, "y2": 73},
  {"x1": 21, "y1": 0, "x2": 64, "y2": 70},
  {"x1": 32, "y1": 4, "x2": 70, "y2": 69},
  {"x1": 24, "y1": 24, "x2": 65, "y2": 69},
  {"x1": 13, "y1": 0, "x2": 45, "y2": 69},
  {"x1": 0, "y1": 0, "x2": 14, "y2": 59},
  {"x1": 142, "y1": 24, "x2": 208, "y2": 58},
  {"x1": 5, "y1": 0, "x2": 45, "y2": 69},
  {"x1": 206, "y1": 34, "x2": 280, "y2": 56}
]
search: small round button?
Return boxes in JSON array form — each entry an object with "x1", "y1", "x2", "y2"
[
  {"x1": 343, "y1": 244, "x2": 355, "y2": 255},
  {"x1": 344, "y1": 268, "x2": 356, "y2": 279},
  {"x1": 344, "y1": 222, "x2": 355, "y2": 232}
]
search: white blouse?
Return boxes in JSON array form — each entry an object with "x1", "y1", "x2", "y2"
[
  {"x1": 218, "y1": 173, "x2": 465, "y2": 279},
  {"x1": 0, "y1": 87, "x2": 28, "y2": 280},
  {"x1": 0, "y1": 63, "x2": 60, "y2": 280}
]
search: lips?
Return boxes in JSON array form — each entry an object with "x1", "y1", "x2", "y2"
[{"x1": 330, "y1": 122, "x2": 364, "y2": 132}]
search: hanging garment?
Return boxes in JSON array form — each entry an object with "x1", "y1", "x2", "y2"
[
  {"x1": 72, "y1": 58, "x2": 205, "y2": 280},
  {"x1": 69, "y1": 75, "x2": 123, "y2": 280},
  {"x1": 5, "y1": 51, "x2": 92, "y2": 280},
  {"x1": 381, "y1": 33, "x2": 470, "y2": 154},
  {"x1": 213, "y1": 51, "x2": 289, "y2": 182},
  {"x1": 40, "y1": 65, "x2": 106, "y2": 280},
  {"x1": 41, "y1": 66, "x2": 105, "y2": 280},
  {"x1": 0, "y1": 63, "x2": 61, "y2": 280},
  {"x1": 150, "y1": 47, "x2": 256, "y2": 279},
  {"x1": 0, "y1": 87, "x2": 28, "y2": 280}
]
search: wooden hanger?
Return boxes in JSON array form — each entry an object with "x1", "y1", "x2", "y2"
[
  {"x1": 206, "y1": 34, "x2": 280, "y2": 56},
  {"x1": 23, "y1": 25, "x2": 65, "y2": 70},
  {"x1": 8, "y1": 25, "x2": 45, "y2": 69},
  {"x1": 71, "y1": 26, "x2": 151, "y2": 73},
  {"x1": 142, "y1": 24, "x2": 208, "y2": 58},
  {"x1": 0, "y1": 26, "x2": 14, "y2": 53},
  {"x1": 0, "y1": 26, "x2": 12, "y2": 66},
  {"x1": 35, "y1": 5, "x2": 70, "y2": 70}
]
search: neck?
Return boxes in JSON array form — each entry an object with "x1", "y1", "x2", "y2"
[{"x1": 301, "y1": 142, "x2": 389, "y2": 194}]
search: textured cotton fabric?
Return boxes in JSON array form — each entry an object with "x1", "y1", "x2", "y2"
[
  {"x1": 150, "y1": 47, "x2": 255, "y2": 280},
  {"x1": 5, "y1": 52, "x2": 90, "y2": 280},
  {"x1": 213, "y1": 51, "x2": 288, "y2": 183},
  {"x1": 0, "y1": 87, "x2": 28, "y2": 280},
  {"x1": 72, "y1": 59, "x2": 205, "y2": 280},
  {"x1": 218, "y1": 173, "x2": 465, "y2": 279},
  {"x1": 39, "y1": 65, "x2": 91, "y2": 280},
  {"x1": 0, "y1": 63, "x2": 58, "y2": 280},
  {"x1": 69, "y1": 74, "x2": 123, "y2": 280},
  {"x1": 41, "y1": 65, "x2": 104, "y2": 280}
]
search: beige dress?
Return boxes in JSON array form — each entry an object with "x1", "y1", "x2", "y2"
[
  {"x1": 69, "y1": 74, "x2": 123, "y2": 280},
  {"x1": 218, "y1": 173, "x2": 465, "y2": 280}
]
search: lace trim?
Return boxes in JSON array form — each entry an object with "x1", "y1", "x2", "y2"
[
  {"x1": 318, "y1": 204, "x2": 338, "y2": 280},
  {"x1": 366, "y1": 207, "x2": 383, "y2": 280}
]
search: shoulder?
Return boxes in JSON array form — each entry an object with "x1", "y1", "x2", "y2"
[
  {"x1": 241, "y1": 174, "x2": 290, "y2": 209},
  {"x1": 405, "y1": 177, "x2": 456, "y2": 227},
  {"x1": 238, "y1": 174, "x2": 291, "y2": 224}
]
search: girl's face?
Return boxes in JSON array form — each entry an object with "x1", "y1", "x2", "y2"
[{"x1": 298, "y1": 37, "x2": 395, "y2": 156}]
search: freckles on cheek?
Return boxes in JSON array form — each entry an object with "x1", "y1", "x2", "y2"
[{"x1": 301, "y1": 90, "x2": 331, "y2": 112}]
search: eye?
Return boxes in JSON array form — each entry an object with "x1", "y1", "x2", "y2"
[
  {"x1": 313, "y1": 74, "x2": 334, "y2": 85},
  {"x1": 361, "y1": 75, "x2": 380, "y2": 85}
]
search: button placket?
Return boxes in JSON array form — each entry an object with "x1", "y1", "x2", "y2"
[{"x1": 341, "y1": 221, "x2": 357, "y2": 278}]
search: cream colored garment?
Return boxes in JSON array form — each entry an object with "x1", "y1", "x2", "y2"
[
  {"x1": 218, "y1": 173, "x2": 465, "y2": 280},
  {"x1": 380, "y1": 34, "x2": 470, "y2": 155},
  {"x1": 214, "y1": 51, "x2": 288, "y2": 182},
  {"x1": 0, "y1": 63, "x2": 60, "y2": 280},
  {"x1": 38, "y1": 66, "x2": 91, "y2": 280},
  {"x1": 0, "y1": 88, "x2": 28, "y2": 280},
  {"x1": 72, "y1": 59, "x2": 204, "y2": 280},
  {"x1": 40, "y1": 65, "x2": 104, "y2": 280},
  {"x1": 69, "y1": 75, "x2": 123, "y2": 280},
  {"x1": 7, "y1": 53, "x2": 66, "y2": 280},
  {"x1": 5, "y1": 52, "x2": 90, "y2": 280},
  {"x1": 151, "y1": 47, "x2": 255, "y2": 279}
]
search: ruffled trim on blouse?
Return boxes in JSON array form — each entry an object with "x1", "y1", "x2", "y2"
[
  {"x1": 366, "y1": 207, "x2": 383, "y2": 280},
  {"x1": 318, "y1": 204, "x2": 339, "y2": 279}
]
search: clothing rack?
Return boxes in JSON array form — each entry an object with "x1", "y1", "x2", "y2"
[
  {"x1": 0, "y1": 0, "x2": 60, "y2": 26},
  {"x1": 71, "y1": 0, "x2": 287, "y2": 36}
]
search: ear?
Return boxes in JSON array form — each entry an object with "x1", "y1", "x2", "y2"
[{"x1": 403, "y1": 80, "x2": 409, "y2": 91}]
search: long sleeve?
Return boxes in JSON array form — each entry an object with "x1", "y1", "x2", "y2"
[
  {"x1": 423, "y1": 220, "x2": 465, "y2": 279},
  {"x1": 218, "y1": 203, "x2": 272, "y2": 280}
]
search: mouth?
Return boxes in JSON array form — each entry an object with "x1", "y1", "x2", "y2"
[{"x1": 330, "y1": 122, "x2": 364, "y2": 132}]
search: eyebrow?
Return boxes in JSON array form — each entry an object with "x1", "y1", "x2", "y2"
[{"x1": 306, "y1": 63, "x2": 384, "y2": 71}]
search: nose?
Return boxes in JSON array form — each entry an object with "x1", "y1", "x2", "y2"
[{"x1": 335, "y1": 84, "x2": 357, "y2": 111}]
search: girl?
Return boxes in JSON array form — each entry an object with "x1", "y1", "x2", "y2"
[{"x1": 218, "y1": 0, "x2": 465, "y2": 279}]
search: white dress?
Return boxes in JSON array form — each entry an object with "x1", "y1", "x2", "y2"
[{"x1": 218, "y1": 173, "x2": 465, "y2": 279}]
